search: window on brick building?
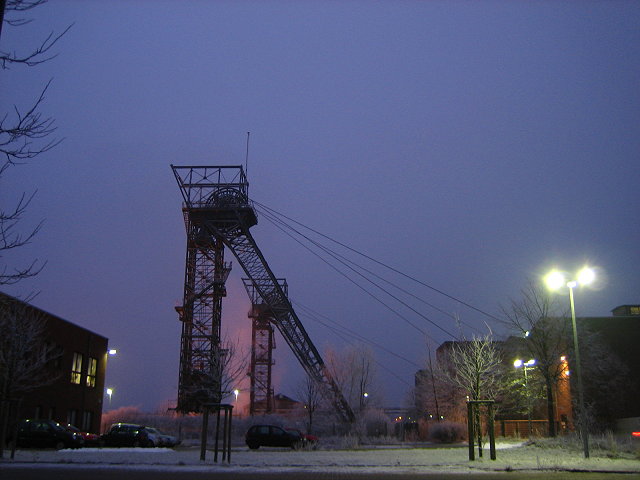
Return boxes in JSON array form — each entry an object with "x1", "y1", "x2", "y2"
[
  {"x1": 86, "y1": 357, "x2": 97, "y2": 387},
  {"x1": 83, "y1": 411, "x2": 93, "y2": 431},
  {"x1": 71, "y1": 352, "x2": 83, "y2": 384}
]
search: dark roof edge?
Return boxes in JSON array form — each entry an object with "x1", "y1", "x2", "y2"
[{"x1": 0, "y1": 291, "x2": 108, "y2": 341}]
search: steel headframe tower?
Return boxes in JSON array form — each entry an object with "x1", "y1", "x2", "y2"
[
  {"x1": 172, "y1": 165, "x2": 355, "y2": 424},
  {"x1": 173, "y1": 165, "x2": 252, "y2": 413}
]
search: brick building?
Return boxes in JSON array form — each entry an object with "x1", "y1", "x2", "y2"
[{"x1": 0, "y1": 292, "x2": 108, "y2": 434}]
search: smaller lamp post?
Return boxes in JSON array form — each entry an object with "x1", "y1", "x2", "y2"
[
  {"x1": 514, "y1": 359, "x2": 536, "y2": 436},
  {"x1": 106, "y1": 388, "x2": 113, "y2": 406}
]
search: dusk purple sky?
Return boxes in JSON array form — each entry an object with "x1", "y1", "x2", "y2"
[{"x1": 2, "y1": 1, "x2": 639, "y2": 412}]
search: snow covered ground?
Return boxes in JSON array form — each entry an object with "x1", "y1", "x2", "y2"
[{"x1": 3, "y1": 441, "x2": 640, "y2": 475}]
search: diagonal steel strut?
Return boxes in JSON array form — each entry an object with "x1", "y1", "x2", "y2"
[{"x1": 206, "y1": 216, "x2": 355, "y2": 424}]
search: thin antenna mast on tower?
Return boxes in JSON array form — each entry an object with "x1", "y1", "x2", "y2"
[{"x1": 245, "y1": 131, "x2": 250, "y2": 176}]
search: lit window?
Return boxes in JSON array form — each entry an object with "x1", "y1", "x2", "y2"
[
  {"x1": 71, "y1": 352, "x2": 83, "y2": 384},
  {"x1": 86, "y1": 357, "x2": 97, "y2": 388}
]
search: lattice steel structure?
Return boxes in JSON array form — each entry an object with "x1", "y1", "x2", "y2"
[
  {"x1": 244, "y1": 278, "x2": 283, "y2": 415},
  {"x1": 172, "y1": 165, "x2": 354, "y2": 423}
]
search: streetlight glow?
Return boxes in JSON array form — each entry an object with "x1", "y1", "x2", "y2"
[
  {"x1": 514, "y1": 359, "x2": 536, "y2": 369},
  {"x1": 108, "y1": 349, "x2": 117, "y2": 355},
  {"x1": 577, "y1": 267, "x2": 595, "y2": 286},
  {"x1": 546, "y1": 266, "x2": 596, "y2": 290},
  {"x1": 544, "y1": 270, "x2": 566, "y2": 290}
]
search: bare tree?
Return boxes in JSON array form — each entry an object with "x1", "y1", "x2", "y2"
[
  {"x1": 217, "y1": 337, "x2": 248, "y2": 403},
  {"x1": 0, "y1": 191, "x2": 44, "y2": 285},
  {"x1": 0, "y1": 293, "x2": 60, "y2": 457},
  {"x1": 1, "y1": 1, "x2": 71, "y2": 66},
  {"x1": 414, "y1": 342, "x2": 469, "y2": 423},
  {"x1": 500, "y1": 280, "x2": 570, "y2": 436},
  {"x1": 443, "y1": 334, "x2": 503, "y2": 402},
  {"x1": 1, "y1": 0, "x2": 70, "y2": 286},
  {"x1": 436, "y1": 333, "x2": 502, "y2": 452},
  {"x1": 325, "y1": 345, "x2": 379, "y2": 418},
  {"x1": 186, "y1": 337, "x2": 247, "y2": 408},
  {"x1": 295, "y1": 374, "x2": 323, "y2": 434}
]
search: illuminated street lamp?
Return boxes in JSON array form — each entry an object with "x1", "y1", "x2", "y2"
[
  {"x1": 233, "y1": 389, "x2": 239, "y2": 402},
  {"x1": 514, "y1": 359, "x2": 536, "y2": 436},
  {"x1": 545, "y1": 266, "x2": 595, "y2": 458},
  {"x1": 359, "y1": 392, "x2": 369, "y2": 411},
  {"x1": 106, "y1": 350, "x2": 117, "y2": 407}
]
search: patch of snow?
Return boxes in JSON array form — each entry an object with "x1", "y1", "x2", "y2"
[{"x1": 2, "y1": 443, "x2": 639, "y2": 475}]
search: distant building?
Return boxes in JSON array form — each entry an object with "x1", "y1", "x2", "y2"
[
  {"x1": 578, "y1": 304, "x2": 640, "y2": 420},
  {"x1": 273, "y1": 393, "x2": 302, "y2": 415},
  {"x1": 414, "y1": 304, "x2": 640, "y2": 436},
  {"x1": 0, "y1": 292, "x2": 108, "y2": 434}
]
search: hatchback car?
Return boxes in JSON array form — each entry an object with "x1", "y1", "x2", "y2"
[
  {"x1": 11, "y1": 419, "x2": 84, "y2": 450},
  {"x1": 245, "y1": 425, "x2": 304, "y2": 450},
  {"x1": 100, "y1": 423, "x2": 152, "y2": 447}
]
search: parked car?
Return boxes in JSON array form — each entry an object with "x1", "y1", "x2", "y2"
[
  {"x1": 155, "y1": 429, "x2": 180, "y2": 447},
  {"x1": 141, "y1": 426, "x2": 162, "y2": 447},
  {"x1": 245, "y1": 425, "x2": 304, "y2": 450},
  {"x1": 10, "y1": 419, "x2": 84, "y2": 450},
  {"x1": 100, "y1": 423, "x2": 152, "y2": 447},
  {"x1": 66, "y1": 424, "x2": 100, "y2": 447},
  {"x1": 285, "y1": 428, "x2": 318, "y2": 447},
  {"x1": 142, "y1": 427, "x2": 180, "y2": 447}
]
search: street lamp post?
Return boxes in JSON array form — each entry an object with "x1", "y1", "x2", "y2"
[
  {"x1": 514, "y1": 359, "x2": 536, "y2": 437},
  {"x1": 545, "y1": 267, "x2": 594, "y2": 459},
  {"x1": 567, "y1": 280, "x2": 589, "y2": 458},
  {"x1": 106, "y1": 388, "x2": 113, "y2": 406}
]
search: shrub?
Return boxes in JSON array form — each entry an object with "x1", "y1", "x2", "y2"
[
  {"x1": 339, "y1": 435, "x2": 360, "y2": 449},
  {"x1": 428, "y1": 421, "x2": 465, "y2": 443}
]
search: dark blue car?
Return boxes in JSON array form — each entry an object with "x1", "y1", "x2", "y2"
[
  {"x1": 245, "y1": 424, "x2": 304, "y2": 450},
  {"x1": 11, "y1": 419, "x2": 84, "y2": 449}
]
